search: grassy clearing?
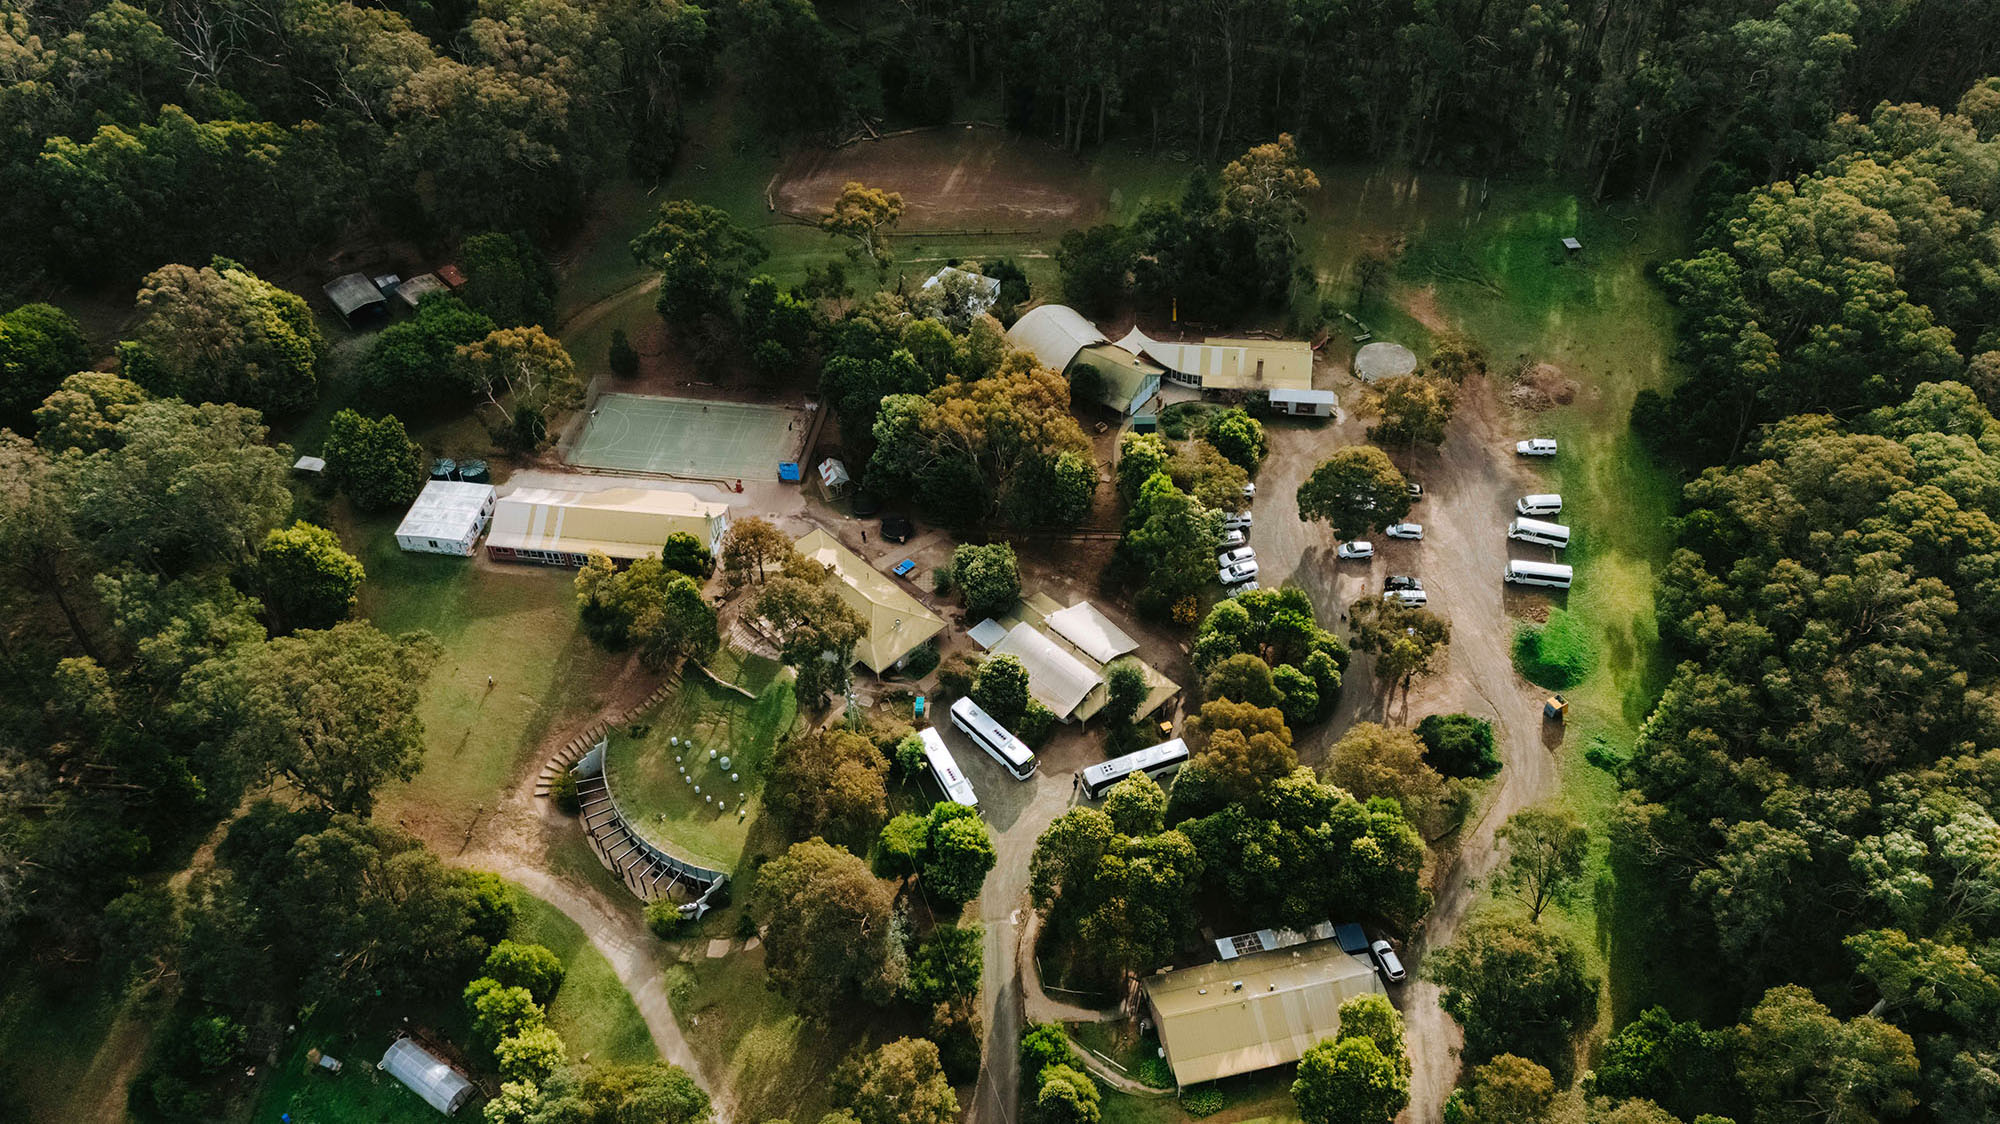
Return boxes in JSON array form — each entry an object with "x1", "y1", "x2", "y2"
[
  {"x1": 602, "y1": 663, "x2": 799, "y2": 869},
  {"x1": 1393, "y1": 181, "x2": 1687, "y2": 1025},
  {"x1": 345, "y1": 511, "x2": 625, "y2": 837},
  {"x1": 668, "y1": 941, "x2": 874, "y2": 1124},
  {"x1": 509, "y1": 888, "x2": 659, "y2": 1066},
  {"x1": 1070, "y1": 1020, "x2": 1175, "y2": 1089},
  {"x1": 0, "y1": 961, "x2": 138, "y2": 1123}
]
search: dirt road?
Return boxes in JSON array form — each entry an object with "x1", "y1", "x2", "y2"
[{"x1": 1256, "y1": 374, "x2": 1564, "y2": 1122}]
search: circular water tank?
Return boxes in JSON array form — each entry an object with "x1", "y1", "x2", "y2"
[{"x1": 1354, "y1": 341, "x2": 1418, "y2": 382}]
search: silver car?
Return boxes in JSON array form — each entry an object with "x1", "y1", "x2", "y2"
[
  {"x1": 1218, "y1": 546, "x2": 1256, "y2": 567},
  {"x1": 1370, "y1": 939, "x2": 1407, "y2": 983}
]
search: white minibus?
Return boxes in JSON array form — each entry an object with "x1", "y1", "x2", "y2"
[
  {"x1": 1507, "y1": 518, "x2": 1571, "y2": 549},
  {"x1": 1504, "y1": 560, "x2": 1573, "y2": 588},
  {"x1": 1517, "y1": 494, "x2": 1563, "y2": 516}
]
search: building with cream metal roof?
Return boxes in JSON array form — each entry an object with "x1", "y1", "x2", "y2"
[
  {"x1": 485, "y1": 485, "x2": 729, "y2": 567},
  {"x1": 791, "y1": 528, "x2": 945, "y2": 675},
  {"x1": 1142, "y1": 938, "x2": 1385, "y2": 1087}
]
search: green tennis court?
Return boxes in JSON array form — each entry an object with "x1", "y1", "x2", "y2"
[{"x1": 570, "y1": 394, "x2": 807, "y2": 479}]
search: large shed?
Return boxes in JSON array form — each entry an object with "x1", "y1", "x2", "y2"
[
  {"x1": 792, "y1": 528, "x2": 945, "y2": 675},
  {"x1": 378, "y1": 1037, "x2": 476, "y2": 1115},
  {"x1": 1142, "y1": 938, "x2": 1385, "y2": 1088},
  {"x1": 1116, "y1": 329, "x2": 1315, "y2": 393},
  {"x1": 990, "y1": 621, "x2": 1102, "y2": 721},
  {"x1": 1006, "y1": 305, "x2": 1107, "y2": 373},
  {"x1": 395, "y1": 480, "x2": 496, "y2": 556},
  {"x1": 1044, "y1": 601, "x2": 1140, "y2": 665},
  {"x1": 323, "y1": 273, "x2": 388, "y2": 328},
  {"x1": 486, "y1": 486, "x2": 730, "y2": 567}
]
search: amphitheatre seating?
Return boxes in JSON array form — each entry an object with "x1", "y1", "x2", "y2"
[{"x1": 534, "y1": 670, "x2": 731, "y2": 918}]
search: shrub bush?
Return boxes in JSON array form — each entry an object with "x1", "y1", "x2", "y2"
[
  {"x1": 1015, "y1": 700, "x2": 1057, "y2": 748},
  {"x1": 902, "y1": 641, "x2": 940, "y2": 679},
  {"x1": 1511, "y1": 609, "x2": 1597, "y2": 689},
  {"x1": 1415, "y1": 713, "x2": 1500, "y2": 779},
  {"x1": 644, "y1": 899, "x2": 686, "y2": 939},
  {"x1": 550, "y1": 769, "x2": 580, "y2": 813},
  {"x1": 1180, "y1": 1086, "x2": 1226, "y2": 1117}
]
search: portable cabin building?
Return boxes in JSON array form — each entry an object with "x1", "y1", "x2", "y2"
[
  {"x1": 323, "y1": 273, "x2": 388, "y2": 328},
  {"x1": 395, "y1": 480, "x2": 496, "y2": 556},
  {"x1": 1267, "y1": 388, "x2": 1339, "y2": 417}
]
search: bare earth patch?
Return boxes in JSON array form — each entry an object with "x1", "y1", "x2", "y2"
[
  {"x1": 1508, "y1": 361, "x2": 1580, "y2": 411},
  {"x1": 1402, "y1": 285, "x2": 1451, "y2": 333},
  {"x1": 773, "y1": 128, "x2": 1095, "y2": 229}
]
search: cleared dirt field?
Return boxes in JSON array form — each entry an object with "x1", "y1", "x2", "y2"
[{"x1": 773, "y1": 128, "x2": 1098, "y2": 228}]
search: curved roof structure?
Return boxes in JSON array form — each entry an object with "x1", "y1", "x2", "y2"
[
  {"x1": 379, "y1": 1037, "x2": 476, "y2": 1115},
  {"x1": 1006, "y1": 304, "x2": 1107, "y2": 372}
]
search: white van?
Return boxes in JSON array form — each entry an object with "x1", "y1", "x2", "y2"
[
  {"x1": 1384, "y1": 588, "x2": 1429, "y2": 606},
  {"x1": 1517, "y1": 494, "x2": 1563, "y2": 516},
  {"x1": 1505, "y1": 560, "x2": 1573, "y2": 588},
  {"x1": 1507, "y1": 517, "x2": 1571, "y2": 549}
]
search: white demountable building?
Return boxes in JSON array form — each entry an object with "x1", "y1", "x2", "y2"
[
  {"x1": 395, "y1": 480, "x2": 496, "y2": 556},
  {"x1": 1268, "y1": 388, "x2": 1340, "y2": 417},
  {"x1": 379, "y1": 1037, "x2": 476, "y2": 1115}
]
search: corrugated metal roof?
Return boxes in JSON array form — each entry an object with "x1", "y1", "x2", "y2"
[
  {"x1": 1006, "y1": 305, "x2": 1107, "y2": 373},
  {"x1": 968, "y1": 618, "x2": 1010, "y2": 650},
  {"x1": 322, "y1": 272, "x2": 386, "y2": 317},
  {"x1": 990, "y1": 621, "x2": 1101, "y2": 719},
  {"x1": 1045, "y1": 601, "x2": 1140, "y2": 664},
  {"x1": 1115, "y1": 329, "x2": 1315, "y2": 392},
  {"x1": 1144, "y1": 940, "x2": 1384, "y2": 1086},
  {"x1": 792, "y1": 529, "x2": 945, "y2": 674},
  {"x1": 488, "y1": 486, "x2": 727, "y2": 560}
]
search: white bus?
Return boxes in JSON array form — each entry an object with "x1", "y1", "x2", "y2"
[
  {"x1": 919, "y1": 727, "x2": 979, "y2": 808},
  {"x1": 1081, "y1": 738, "x2": 1190, "y2": 800},
  {"x1": 949, "y1": 696, "x2": 1038, "y2": 780},
  {"x1": 1505, "y1": 559, "x2": 1574, "y2": 588},
  {"x1": 1507, "y1": 517, "x2": 1571, "y2": 549}
]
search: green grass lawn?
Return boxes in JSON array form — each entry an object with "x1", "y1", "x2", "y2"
[
  {"x1": 509, "y1": 887, "x2": 659, "y2": 1066},
  {"x1": 345, "y1": 511, "x2": 625, "y2": 840},
  {"x1": 601, "y1": 661, "x2": 798, "y2": 870},
  {"x1": 1098, "y1": 1067, "x2": 1301, "y2": 1124},
  {"x1": 670, "y1": 939, "x2": 871, "y2": 1124},
  {"x1": 1070, "y1": 1020, "x2": 1175, "y2": 1089}
]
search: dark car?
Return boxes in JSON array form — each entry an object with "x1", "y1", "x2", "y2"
[
  {"x1": 1385, "y1": 575, "x2": 1423, "y2": 592},
  {"x1": 881, "y1": 516, "x2": 914, "y2": 543},
  {"x1": 852, "y1": 492, "x2": 884, "y2": 517}
]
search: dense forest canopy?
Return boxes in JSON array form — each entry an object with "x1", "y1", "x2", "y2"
[{"x1": 11, "y1": 0, "x2": 2000, "y2": 292}]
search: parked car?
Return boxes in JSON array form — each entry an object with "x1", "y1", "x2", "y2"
[
  {"x1": 1219, "y1": 560, "x2": 1260, "y2": 584},
  {"x1": 880, "y1": 515, "x2": 914, "y2": 543},
  {"x1": 1516, "y1": 438, "x2": 1559, "y2": 457},
  {"x1": 1219, "y1": 528, "x2": 1247, "y2": 549},
  {"x1": 1384, "y1": 575, "x2": 1423, "y2": 591},
  {"x1": 1370, "y1": 939, "x2": 1407, "y2": 983},
  {"x1": 1385, "y1": 522, "x2": 1424, "y2": 540},
  {"x1": 1241, "y1": 482, "x2": 1257, "y2": 499},
  {"x1": 1384, "y1": 588, "x2": 1429, "y2": 606},
  {"x1": 1229, "y1": 580, "x2": 1260, "y2": 595},
  {"x1": 1407, "y1": 481, "x2": 1425, "y2": 501},
  {"x1": 1222, "y1": 512, "x2": 1253, "y2": 531},
  {"x1": 1218, "y1": 546, "x2": 1256, "y2": 567},
  {"x1": 1337, "y1": 541, "x2": 1375, "y2": 560}
]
